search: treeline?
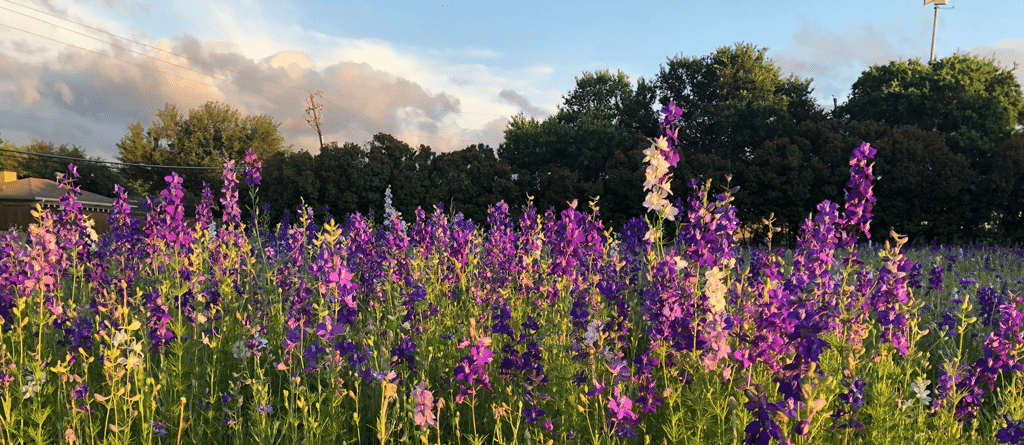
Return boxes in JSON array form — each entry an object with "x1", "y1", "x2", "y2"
[
  {"x1": 4, "y1": 43, "x2": 1024, "y2": 245},
  {"x1": 0, "y1": 138, "x2": 127, "y2": 198},
  {"x1": 267, "y1": 44, "x2": 1023, "y2": 245},
  {"x1": 258, "y1": 135, "x2": 517, "y2": 225}
]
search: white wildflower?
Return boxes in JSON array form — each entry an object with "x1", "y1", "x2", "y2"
[
  {"x1": 911, "y1": 377, "x2": 932, "y2": 406},
  {"x1": 642, "y1": 138, "x2": 677, "y2": 221},
  {"x1": 704, "y1": 267, "x2": 728, "y2": 314},
  {"x1": 111, "y1": 329, "x2": 129, "y2": 348},
  {"x1": 22, "y1": 373, "x2": 45, "y2": 399},
  {"x1": 384, "y1": 184, "x2": 396, "y2": 225},
  {"x1": 231, "y1": 340, "x2": 251, "y2": 359},
  {"x1": 671, "y1": 255, "x2": 689, "y2": 271},
  {"x1": 584, "y1": 319, "x2": 603, "y2": 346}
]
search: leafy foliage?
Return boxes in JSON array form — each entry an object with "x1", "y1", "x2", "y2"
[
  {"x1": 3, "y1": 138, "x2": 126, "y2": 197},
  {"x1": 116, "y1": 101, "x2": 287, "y2": 207},
  {"x1": 840, "y1": 54, "x2": 1024, "y2": 169},
  {"x1": 654, "y1": 42, "x2": 826, "y2": 160},
  {"x1": 500, "y1": 70, "x2": 656, "y2": 227}
]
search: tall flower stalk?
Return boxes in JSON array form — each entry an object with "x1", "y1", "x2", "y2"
[{"x1": 642, "y1": 103, "x2": 683, "y2": 244}]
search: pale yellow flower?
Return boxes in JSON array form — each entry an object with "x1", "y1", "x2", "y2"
[{"x1": 704, "y1": 267, "x2": 728, "y2": 314}]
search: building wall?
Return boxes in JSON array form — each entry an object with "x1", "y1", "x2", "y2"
[
  {"x1": 0, "y1": 200, "x2": 116, "y2": 234},
  {"x1": 0, "y1": 201, "x2": 38, "y2": 232}
]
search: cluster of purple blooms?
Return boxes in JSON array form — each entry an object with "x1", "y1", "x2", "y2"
[{"x1": 2, "y1": 131, "x2": 1024, "y2": 445}]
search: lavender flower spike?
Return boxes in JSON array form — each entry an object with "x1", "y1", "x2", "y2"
[{"x1": 841, "y1": 141, "x2": 876, "y2": 246}]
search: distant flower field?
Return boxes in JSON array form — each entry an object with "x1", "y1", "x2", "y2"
[{"x1": 1, "y1": 108, "x2": 1023, "y2": 445}]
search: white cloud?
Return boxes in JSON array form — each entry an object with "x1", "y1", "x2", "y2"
[
  {"x1": 774, "y1": 17, "x2": 931, "y2": 105},
  {"x1": 969, "y1": 39, "x2": 1024, "y2": 89},
  {"x1": 0, "y1": 0, "x2": 566, "y2": 157}
]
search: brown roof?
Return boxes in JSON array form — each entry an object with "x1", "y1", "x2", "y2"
[{"x1": 0, "y1": 177, "x2": 116, "y2": 206}]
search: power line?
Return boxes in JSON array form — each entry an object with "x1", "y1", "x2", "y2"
[
  {"x1": 0, "y1": 4, "x2": 514, "y2": 148},
  {"x1": 0, "y1": 0, "x2": 510, "y2": 120},
  {"x1": 0, "y1": 20, "x2": 502, "y2": 149},
  {"x1": 0, "y1": 1, "x2": 316, "y2": 97},
  {"x1": 0, "y1": 20, "x2": 253, "y2": 97},
  {"x1": 0, "y1": 149, "x2": 224, "y2": 170}
]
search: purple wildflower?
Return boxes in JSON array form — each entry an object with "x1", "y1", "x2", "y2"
[
  {"x1": 144, "y1": 172, "x2": 193, "y2": 250},
  {"x1": 150, "y1": 420, "x2": 168, "y2": 437},
  {"x1": 840, "y1": 141, "x2": 876, "y2": 246},
  {"x1": 608, "y1": 387, "x2": 638, "y2": 437},
  {"x1": 871, "y1": 237, "x2": 914, "y2": 354},
  {"x1": 220, "y1": 160, "x2": 241, "y2": 225},
  {"x1": 933, "y1": 362, "x2": 986, "y2": 424},
  {"x1": 453, "y1": 337, "x2": 493, "y2": 404},
  {"x1": 677, "y1": 179, "x2": 740, "y2": 269},
  {"x1": 72, "y1": 383, "x2": 89, "y2": 400},
  {"x1": 195, "y1": 182, "x2": 215, "y2": 232},
  {"x1": 743, "y1": 385, "x2": 784, "y2": 445},
  {"x1": 390, "y1": 335, "x2": 418, "y2": 373},
  {"x1": 243, "y1": 148, "x2": 262, "y2": 187},
  {"x1": 144, "y1": 290, "x2": 175, "y2": 352},
  {"x1": 830, "y1": 374, "x2": 866, "y2": 431},
  {"x1": 998, "y1": 417, "x2": 1024, "y2": 444}
]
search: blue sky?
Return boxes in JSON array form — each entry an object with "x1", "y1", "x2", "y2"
[{"x1": 1, "y1": 0, "x2": 1022, "y2": 159}]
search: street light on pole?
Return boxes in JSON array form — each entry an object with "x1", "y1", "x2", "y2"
[{"x1": 924, "y1": 0, "x2": 951, "y2": 63}]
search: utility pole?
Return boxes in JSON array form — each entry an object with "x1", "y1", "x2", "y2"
[
  {"x1": 305, "y1": 91, "x2": 325, "y2": 151},
  {"x1": 924, "y1": 0, "x2": 951, "y2": 63}
]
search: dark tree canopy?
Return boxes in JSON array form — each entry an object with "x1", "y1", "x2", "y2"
[
  {"x1": 840, "y1": 54, "x2": 1024, "y2": 169},
  {"x1": 499, "y1": 69, "x2": 655, "y2": 224},
  {"x1": 7, "y1": 45, "x2": 1024, "y2": 245},
  {"x1": 990, "y1": 135, "x2": 1024, "y2": 241},
  {"x1": 3, "y1": 139, "x2": 125, "y2": 197},
  {"x1": 558, "y1": 69, "x2": 660, "y2": 137},
  {"x1": 655, "y1": 42, "x2": 826, "y2": 160}
]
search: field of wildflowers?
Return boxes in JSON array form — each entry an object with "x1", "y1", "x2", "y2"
[{"x1": 1, "y1": 105, "x2": 1024, "y2": 445}]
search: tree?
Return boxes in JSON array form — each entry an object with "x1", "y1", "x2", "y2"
[
  {"x1": 596, "y1": 135, "x2": 648, "y2": 229},
  {"x1": 115, "y1": 121, "x2": 159, "y2": 194},
  {"x1": 117, "y1": 101, "x2": 288, "y2": 207},
  {"x1": 261, "y1": 149, "x2": 321, "y2": 223},
  {"x1": 499, "y1": 70, "x2": 655, "y2": 221},
  {"x1": 739, "y1": 120, "x2": 868, "y2": 244},
  {"x1": 426, "y1": 144, "x2": 518, "y2": 222},
  {"x1": 314, "y1": 142, "x2": 367, "y2": 220},
  {"x1": 362, "y1": 133, "x2": 431, "y2": 221},
  {"x1": 558, "y1": 69, "x2": 660, "y2": 137},
  {"x1": 8, "y1": 139, "x2": 126, "y2": 197},
  {"x1": 655, "y1": 43, "x2": 825, "y2": 161},
  {"x1": 0, "y1": 136, "x2": 15, "y2": 170},
  {"x1": 839, "y1": 54, "x2": 1024, "y2": 169},
  {"x1": 987, "y1": 135, "x2": 1024, "y2": 242},
  {"x1": 865, "y1": 125, "x2": 978, "y2": 242}
]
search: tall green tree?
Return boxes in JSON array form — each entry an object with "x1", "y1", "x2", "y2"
[
  {"x1": 426, "y1": 144, "x2": 518, "y2": 222},
  {"x1": 116, "y1": 101, "x2": 288, "y2": 206},
  {"x1": 0, "y1": 136, "x2": 15, "y2": 170},
  {"x1": 261, "y1": 149, "x2": 321, "y2": 223},
  {"x1": 362, "y1": 133, "x2": 430, "y2": 221},
  {"x1": 865, "y1": 125, "x2": 979, "y2": 242},
  {"x1": 655, "y1": 43, "x2": 825, "y2": 239},
  {"x1": 8, "y1": 139, "x2": 125, "y2": 197},
  {"x1": 500, "y1": 70, "x2": 655, "y2": 222},
  {"x1": 558, "y1": 69, "x2": 660, "y2": 137},
  {"x1": 839, "y1": 54, "x2": 1024, "y2": 169},
  {"x1": 987, "y1": 134, "x2": 1024, "y2": 242},
  {"x1": 115, "y1": 121, "x2": 159, "y2": 194},
  {"x1": 314, "y1": 141, "x2": 367, "y2": 220},
  {"x1": 655, "y1": 42, "x2": 825, "y2": 161}
]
